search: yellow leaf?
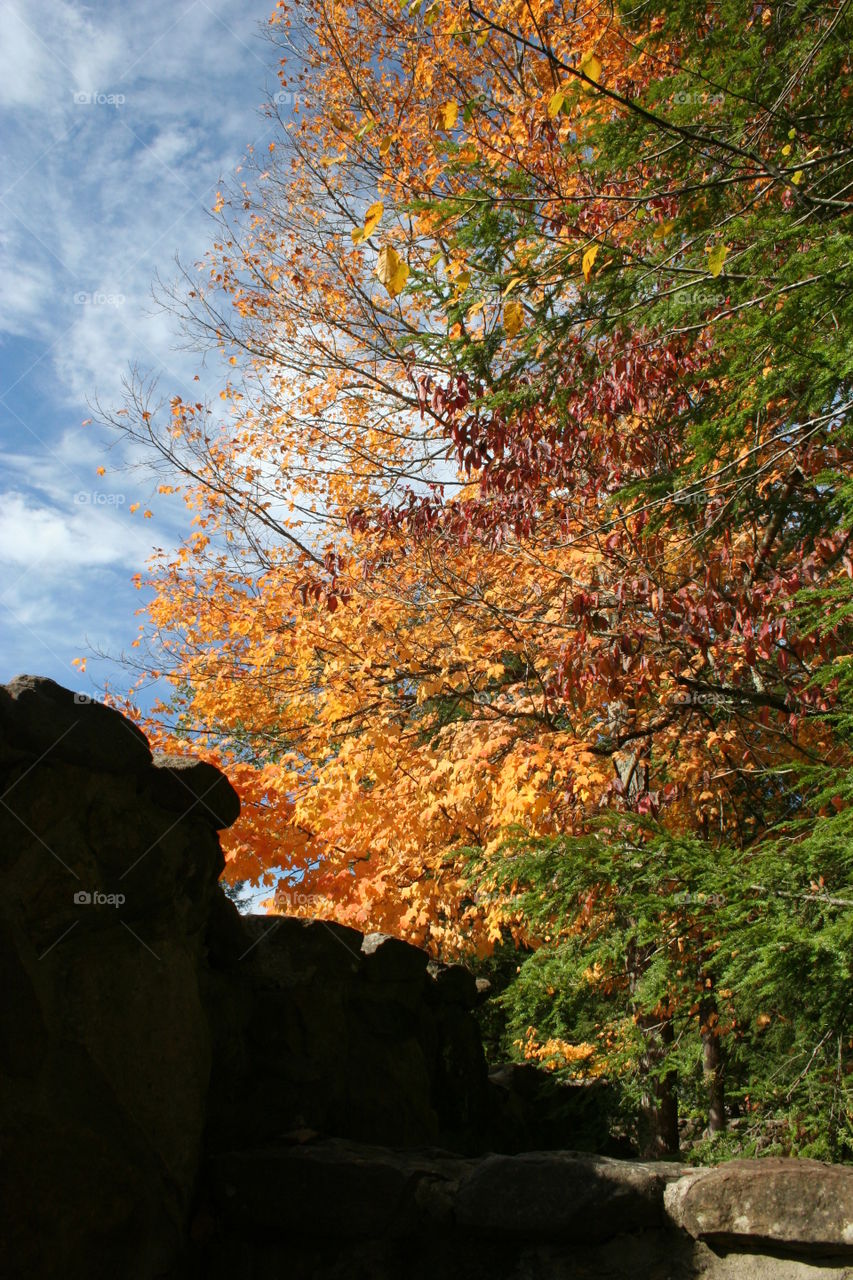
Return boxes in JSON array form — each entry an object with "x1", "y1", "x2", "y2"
[
  {"x1": 502, "y1": 276, "x2": 523, "y2": 297},
  {"x1": 707, "y1": 243, "x2": 730, "y2": 277},
  {"x1": 579, "y1": 51, "x2": 602, "y2": 91},
  {"x1": 442, "y1": 101, "x2": 458, "y2": 130},
  {"x1": 547, "y1": 89, "x2": 566, "y2": 118},
  {"x1": 376, "y1": 245, "x2": 409, "y2": 297},
  {"x1": 781, "y1": 143, "x2": 792, "y2": 156},
  {"x1": 378, "y1": 136, "x2": 393, "y2": 156},
  {"x1": 504, "y1": 299, "x2": 524, "y2": 336},
  {"x1": 96, "y1": 466, "x2": 105, "y2": 476},
  {"x1": 791, "y1": 169, "x2": 803, "y2": 184},
  {"x1": 582, "y1": 244, "x2": 599, "y2": 282},
  {"x1": 362, "y1": 200, "x2": 384, "y2": 237}
]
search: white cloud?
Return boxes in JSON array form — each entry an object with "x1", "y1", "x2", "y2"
[
  {"x1": 0, "y1": 0, "x2": 279, "y2": 699},
  {"x1": 0, "y1": 253, "x2": 54, "y2": 336},
  {"x1": 1, "y1": 0, "x2": 276, "y2": 397},
  {"x1": 0, "y1": 489, "x2": 151, "y2": 568}
]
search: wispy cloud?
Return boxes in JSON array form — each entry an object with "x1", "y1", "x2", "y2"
[{"x1": 0, "y1": 0, "x2": 281, "y2": 699}]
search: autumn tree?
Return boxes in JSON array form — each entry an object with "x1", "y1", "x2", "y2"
[{"x1": 97, "y1": 0, "x2": 853, "y2": 1155}]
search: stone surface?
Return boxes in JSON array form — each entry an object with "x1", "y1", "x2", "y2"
[
  {"x1": 0, "y1": 680, "x2": 224, "y2": 1280},
  {"x1": 456, "y1": 1149, "x2": 686, "y2": 1241},
  {"x1": 362, "y1": 930, "x2": 430, "y2": 981},
  {"x1": 428, "y1": 960, "x2": 479, "y2": 1007},
  {"x1": 487, "y1": 1061, "x2": 622, "y2": 1155},
  {"x1": 664, "y1": 1158, "x2": 853, "y2": 1255},
  {"x1": 1, "y1": 675, "x2": 151, "y2": 773},
  {"x1": 208, "y1": 1138, "x2": 475, "y2": 1236},
  {"x1": 202, "y1": 907, "x2": 491, "y2": 1154},
  {"x1": 202, "y1": 1138, "x2": 853, "y2": 1280},
  {"x1": 150, "y1": 751, "x2": 241, "y2": 828}
]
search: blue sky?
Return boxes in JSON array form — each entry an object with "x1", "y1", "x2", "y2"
[{"x1": 0, "y1": 0, "x2": 282, "y2": 707}]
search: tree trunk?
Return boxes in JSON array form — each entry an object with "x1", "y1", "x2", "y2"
[
  {"x1": 637, "y1": 1012, "x2": 680, "y2": 1157},
  {"x1": 700, "y1": 994, "x2": 727, "y2": 1134},
  {"x1": 626, "y1": 937, "x2": 680, "y2": 1158}
]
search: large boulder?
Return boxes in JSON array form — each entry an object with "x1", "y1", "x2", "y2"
[
  {"x1": 0, "y1": 677, "x2": 236, "y2": 1280},
  {"x1": 0, "y1": 675, "x2": 151, "y2": 773},
  {"x1": 664, "y1": 1158, "x2": 853, "y2": 1256},
  {"x1": 455, "y1": 1149, "x2": 686, "y2": 1241}
]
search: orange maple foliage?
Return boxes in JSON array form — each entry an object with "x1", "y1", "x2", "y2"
[{"x1": 103, "y1": 0, "x2": 849, "y2": 982}]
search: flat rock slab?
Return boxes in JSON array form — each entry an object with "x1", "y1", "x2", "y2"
[
  {"x1": 664, "y1": 1158, "x2": 853, "y2": 1256},
  {"x1": 210, "y1": 1139, "x2": 688, "y2": 1244},
  {"x1": 209, "y1": 1139, "x2": 475, "y2": 1236},
  {"x1": 455, "y1": 1150, "x2": 687, "y2": 1242},
  {"x1": 1, "y1": 676, "x2": 151, "y2": 774}
]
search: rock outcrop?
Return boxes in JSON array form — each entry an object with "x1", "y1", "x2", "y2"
[
  {"x1": 664, "y1": 1158, "x2": 853, "y2": 1255},
  {"x1": 201, "y1": 1138, "x2": 853, "y2": 1279},
  {"x1": 1, "y1": 676, "x2": 851, "y2": 1280},
  {"x1": 0, "y1": 677, "x2": 229, "y2": 1280}
]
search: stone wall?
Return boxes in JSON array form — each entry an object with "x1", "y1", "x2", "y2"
[{"x1": 1, "y1": 676, "x2": 851, "y2": 1280}]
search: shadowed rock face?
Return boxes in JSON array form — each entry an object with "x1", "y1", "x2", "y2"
[
  {"x1": 0, "y1": 677, "x2": 228, "y2": 1280},
  {"x1": 2, "y1": 676, "x2": 851, "y2": 1280}
]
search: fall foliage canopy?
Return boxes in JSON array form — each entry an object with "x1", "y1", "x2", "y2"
[{"x1": 98, "y1": 0, "x2": 853, "y2": 1157}]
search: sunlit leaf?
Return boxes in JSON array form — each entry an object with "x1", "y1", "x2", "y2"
[
  {"x1": 376, "y1": 244, "x2": 410, "y2": 297},
  {"x1": 582, "y1": 244, "x2": 600, "y2": 282},
  {"x1": 707, "y1": 243, "x2": 730, "y2": 277},
  {"x1": 504, "y1": 299, "x2": 524, "y2": 336}
]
